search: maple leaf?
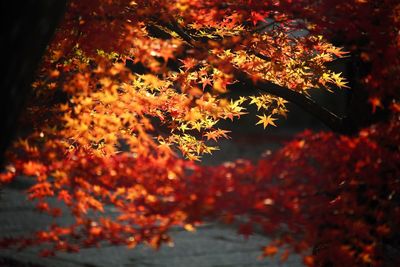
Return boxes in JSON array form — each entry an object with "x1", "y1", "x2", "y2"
[
  {"x1": 200, "y1": 76, "x2": 212, "y2": 90},
  {"x1": 326, "y1": 46, "x2": 349, "y2": 58},
  {"x1": 178, "y1": 123, "x2": 190, "y2": 132},
  {"x1": 58, "y1": 190, "x2": 72, "y2": 204},
  {"x1": 262, "y1": 244, "x2": 278, "y2": 257},
  {"x1": 202, "y1": 118, "x2": 218, "y2": 129},
  {"x1": 36, "y1": 202, "x2": 50, "y2": 212},
  {"x1": 204, "y1": 129, "x2": 231, "y2": 142},
  {"x1": 203, "y1": 145, "x2": 219, "y2": 154},
  {"x1": 251, "y1": 11, "x2": 267, "y2": 26},
  {"x1": 186, "y1": 153, "x2": 201, "y2": 161},
  {"x1": 303, "y1": 256, "x2": 315, "y2": 266},
  {"x1": 191, "y1": 121, "x2": 203, "y2": 131},
  {"x1": 237, "y1": 96, "x2": 247, "y2": 104},
  {"x1": 179, "y1": 58, "x2": 197, "y2": 71},
  {"x1": 249, "y1": 96, "x2": 265, "y2": 111},
  {"x1": 369, "y1": 97, "x2": 383, "y2": 113},
  {"x1": 331, "y1": 72, "x2": 349, "y2": 88},
  {"x1": 256, "y1": 114, "x2": 277, "y2": 128},
  {"x1": 184, "y1": 224, "x2": 196, "y2": 232},
  {"x1": 276, "y1": 97, "x2": 288, "y2": 107},
  {"x1": 0, "y1": 171, "x2": 14, "y2": 184}
]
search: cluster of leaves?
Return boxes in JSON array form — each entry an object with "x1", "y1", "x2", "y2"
[
  {"x1": 0, "y1": 0, "x2": 399, "y2": 267},
  {"x1": 186, "y1": 113, "x2": 400, "y2": 266},
  {"x1": 0, "y1": 0, "x2": 348, "y2": 163},
  {"x1": 279, "y1": 0, "x2": 400, "y2": 111}
]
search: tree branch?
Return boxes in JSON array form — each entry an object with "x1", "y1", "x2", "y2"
[
  {"x1": 161, "y1": 18, "x2": 355, "y2": 134},
  {"x1": 236, "y1": 75, "x2": 355, "y2": 134},
  {"x1": 166, "y1": 19, "x2": 196, "y2": 46}
]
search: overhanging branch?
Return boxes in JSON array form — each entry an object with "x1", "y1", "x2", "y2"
[
  {"x1": 161, "y1": 18, "x2": 355, "y2": 134},
  {"x1": 236, "y1": 75, "x2": 354, "y2": 134}
]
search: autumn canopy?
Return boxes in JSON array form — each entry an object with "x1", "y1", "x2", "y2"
[{"x1": 0, "y1": 1, "x2": 399, "y2": 266}]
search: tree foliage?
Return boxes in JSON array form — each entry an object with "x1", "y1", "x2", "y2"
[{"x1": 1, "y1": 1, "x2": 399, "y2": 266}]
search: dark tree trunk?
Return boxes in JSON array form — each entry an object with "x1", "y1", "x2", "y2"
[{"x1": 0, "y1": 0, "x2": 67, "y2": 167}]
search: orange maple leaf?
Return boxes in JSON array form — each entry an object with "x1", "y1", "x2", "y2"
[
  {"x1": 263, "y1": 244, "x2": 278, "y2": 257},
  {"x1": 369, "y1": 97, "x2": 383, "y2": 113}
]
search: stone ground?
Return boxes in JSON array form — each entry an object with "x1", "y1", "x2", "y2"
[{"x1": 0, "y1": 186, "x2": 303, "y2": 267}]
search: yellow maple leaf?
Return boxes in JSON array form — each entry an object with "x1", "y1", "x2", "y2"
[{"x1": 256, "y1": 114, "x2": 277, "y2": 128}]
